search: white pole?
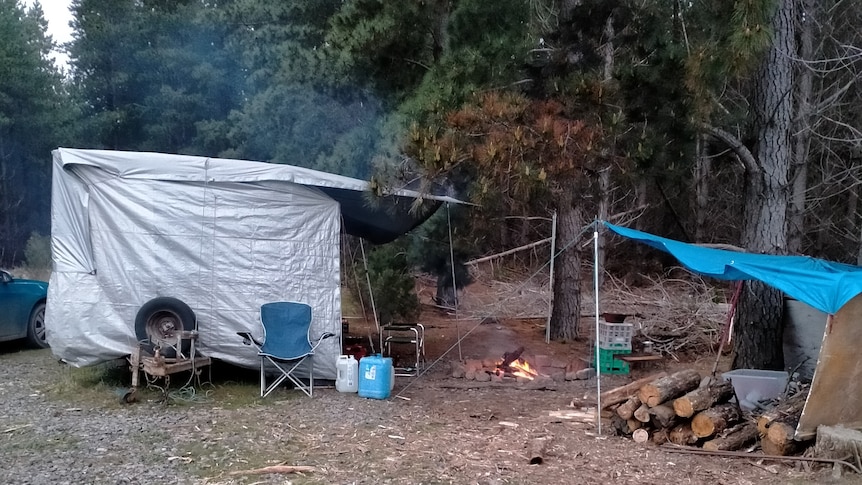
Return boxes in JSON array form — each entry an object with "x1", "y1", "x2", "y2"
[
  {"x1": 447, "y1": 203, "x2": 462, "y2": 361},
  {"x1": 546, "y1": 210, "x2": 557, "y2": 344},
  {"x1": 593, "y1": 223, "x2": 602, "y2": 435}
]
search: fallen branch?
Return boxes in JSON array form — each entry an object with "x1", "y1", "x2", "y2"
[
  {"x1": 467, "y1": 238, "x2": 551, "y2": 266},
  {"x1": 2, "y1": 424, "x2": 33, "y2": 433},
  {"x1": 529, "y1": 437, "x2": 551, "y2": 464},
  {"x1": 228, "y1": 465, "x2": 316, "y2": 476}
]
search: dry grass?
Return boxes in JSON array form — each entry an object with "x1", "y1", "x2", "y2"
[{"x1": 448, "y1": 263, "x2": 731, "y2": 363}]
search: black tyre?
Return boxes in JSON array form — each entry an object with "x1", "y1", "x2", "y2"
[
  {"x1": 26, "y1": 302, "x2": 48, "y2": 349},
  {"x1": 134, "y1": 297, "x2": 196, "y2": 357}
]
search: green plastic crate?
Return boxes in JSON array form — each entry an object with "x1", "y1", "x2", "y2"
[{"x1": 593, "y1": 347, "x2": 631, "y2": 375}]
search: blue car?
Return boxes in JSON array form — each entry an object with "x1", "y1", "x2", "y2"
[{"x1": 0, "y1": 269, "x2": 48, "y2": 348}]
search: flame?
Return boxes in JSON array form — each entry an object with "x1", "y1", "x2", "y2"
[{"x1": 497, "y1": 358, "x2": 540, "y2": 380}]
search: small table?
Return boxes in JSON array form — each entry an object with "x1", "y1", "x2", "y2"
[{"x1": 616, "y1": 353, "x2": 663, "y2": 369}]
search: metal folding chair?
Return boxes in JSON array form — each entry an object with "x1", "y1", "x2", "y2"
[
  {"x1": 238, "y1": 302, "x2": 333, "y2": 397},
  {"x1": 380, "y1": 322, "x2": 425, "y2": 377}
]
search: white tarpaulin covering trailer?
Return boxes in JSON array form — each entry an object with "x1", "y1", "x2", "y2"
[{"x1": 47, "y1": 148, "x2": 458, "y2": 379}]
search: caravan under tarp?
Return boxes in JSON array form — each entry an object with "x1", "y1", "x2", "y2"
[{"x1": 47, "y1": 148, "x2": 458, "y2": 378}]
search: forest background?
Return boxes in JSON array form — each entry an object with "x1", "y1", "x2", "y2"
[{"x1": 2, "y1": 0, "x2": 861, "y2": 370}]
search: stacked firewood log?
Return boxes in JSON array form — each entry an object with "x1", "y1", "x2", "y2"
[{"x1": 601, "y1": 370, "x2": 810, "y2": 454}]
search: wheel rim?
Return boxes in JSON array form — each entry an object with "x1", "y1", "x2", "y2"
[
  {"x1": 33, "y1": 308, "x2": 46, "y2": 344},
  {"x1": 145, "y1": 310, "x2": 181, "y2": 349}
]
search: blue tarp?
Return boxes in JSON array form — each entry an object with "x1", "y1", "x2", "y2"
[{"x1": 604, "y1": 222, "x2": 862, "y2": 315}]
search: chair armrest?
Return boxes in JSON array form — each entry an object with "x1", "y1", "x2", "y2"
[
  {"x1": 237, "y1": 332, "x2": 262, "y2": 347},
  {"x1": 315, "y1": 332, "x2": 336, "y2": 342},
  {"x1": 383, "y1": 323, "x2": 420, "y2": 329},
  {"x1": 309, "y1": 332, "x2": 336, "y2": 353},
  {"x1": 383, "y1": 323, "x2": 424, "y2": 339}
]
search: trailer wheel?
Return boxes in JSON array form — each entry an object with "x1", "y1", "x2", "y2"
[{"x1": 135, "y1": 297, "x2": 196, "y2": 357}]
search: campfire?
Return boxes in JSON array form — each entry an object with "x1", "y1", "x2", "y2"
[
  {"x1": 495, "y1": 346, "x2": 541, "y2": 380},
  {"x1": 451, "y1": 346, "x2": 569, "y2": 384}
]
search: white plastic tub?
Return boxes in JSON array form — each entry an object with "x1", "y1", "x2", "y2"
[{"x1": 721, "y1": 369, "x2": 789, "y2": 410}]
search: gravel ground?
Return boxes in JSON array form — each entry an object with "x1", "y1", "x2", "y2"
[{"x1": 2, "y1": 337, "x2": 857, "y2": 485}]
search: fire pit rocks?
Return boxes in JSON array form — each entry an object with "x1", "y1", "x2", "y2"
[{"x1": 450, "y1": 348, "x2": 595, "y2": 383}]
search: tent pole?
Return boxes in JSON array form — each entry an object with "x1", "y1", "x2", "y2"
[
  {"x1": 594, "y1": 220, "x2": 602, "y2": 435},
  {"x1": 447, "y1": 203, "x2": 462, "y2": 361},
  {"x1": 546, "y1": 210, "x2": 557, "y2": 344},
  {"x1": 359, "y1": 239, "x2": 381, "y2": 353},
  {"x1": 344, "y1": 230, "x2": 368, "y2": 319}
]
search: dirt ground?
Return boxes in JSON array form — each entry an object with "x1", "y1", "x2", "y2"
[
  {"x1": 2, "y1": 270, "x2": 860, "y2": 484},
  {"x1": 332, "y1": 271, "x2": 854, "y2": 485}
]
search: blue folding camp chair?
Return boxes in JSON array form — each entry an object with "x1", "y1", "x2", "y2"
[{"x1": 238, "y1": 302, "x2": 333, "y2": 397}]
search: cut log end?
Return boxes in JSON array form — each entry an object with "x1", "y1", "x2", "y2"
[
  {"x1": 672, "y1": 380, "x2": 734, "y2": 418},
  {"x1": 691, "y1": 403, "x2": 741, "y2": 439},
  {"x1": 632, "y1": 428, "x2": 650, "y2": 443}
]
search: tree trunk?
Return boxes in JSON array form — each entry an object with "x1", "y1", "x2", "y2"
[
  {"x1": 734, "y1": 0, "x2": 795, "y2": 371},
  {"x1": 787, "y1": 0, "x2": 814, "y2": 255},
  {"x1": 733, "y1": 280, "x2": 785, "y2": 370},
  {"x1": 694, "y1": 134, "x2": 711, "y2": 242},
  {"x1": 597, "y1": 167, "x2": 609, "y2": 287},
  {"x1": 550, "y1": 187, "x2": 584, "y2": 341}
]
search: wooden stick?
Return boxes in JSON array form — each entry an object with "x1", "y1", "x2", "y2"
[
  {"x1": 660, "y1": 444, "x2": 862, "y2": 474},
  {"x1": 467, "y1": 238, "x2": 551, "y2": 266},
  {"x1": 228, "y1": 465, "x2": 315, "y2": 476},
  {"x1": 529, "y1": 438, "x2": 551, "y2": 464}
]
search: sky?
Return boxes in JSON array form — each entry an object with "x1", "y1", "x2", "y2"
[{"x1": 25, "y1": 0, "x2": 74, "y2": 69}]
